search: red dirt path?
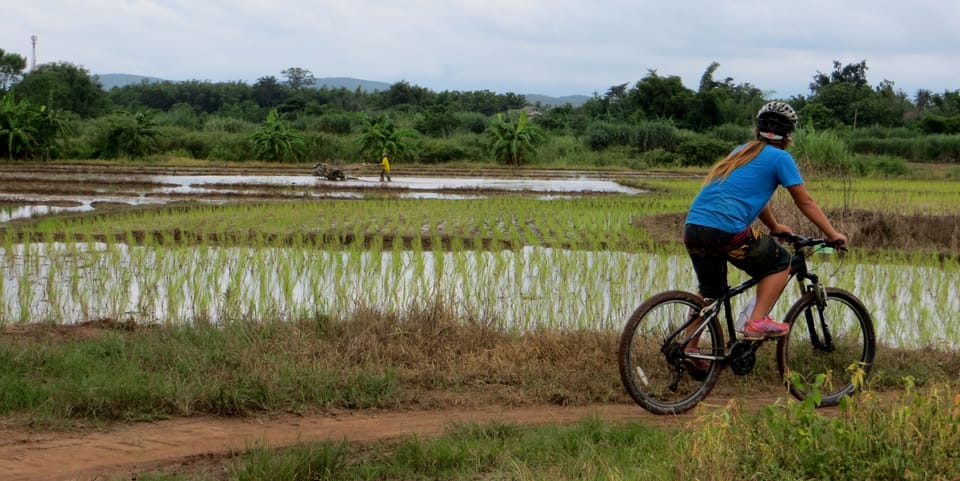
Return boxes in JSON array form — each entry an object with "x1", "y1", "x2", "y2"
[{"x1": 0, "y1": 395, "x2": 791, "y2": 481}]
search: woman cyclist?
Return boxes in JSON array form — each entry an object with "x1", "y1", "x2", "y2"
[{"x1": 683, "y1": 101, "x2": 848, "y2": 342}]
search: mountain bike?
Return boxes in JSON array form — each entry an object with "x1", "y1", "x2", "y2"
[{"x1": 617, "y1": 232, "x2": 876, "y2": 415}]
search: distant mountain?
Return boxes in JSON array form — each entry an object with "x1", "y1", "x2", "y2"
[
  {"x1": 95, "y1": 73, "x2": 588, "y2": 107},
  {"x1": 97, "y1": 73, "x2": 167, "y2": 90},
  {"x1": 311, "y1": 77, "x2": 392, "y2": 92},
  {"x1": 524, "y1": 93, "x2": 589, "y2": 107}
]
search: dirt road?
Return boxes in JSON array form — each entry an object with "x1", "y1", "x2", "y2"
[{"x1": 0, "y1": 395, "x2": 783, "y2": 481}]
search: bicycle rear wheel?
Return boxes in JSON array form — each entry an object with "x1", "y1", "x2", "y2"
[
  {"x1": 618, "y1": 290, "x2": 723, "y2": 415},
  {"x1": 776, "y1": 287, "x2": 876, "y2": 406}
]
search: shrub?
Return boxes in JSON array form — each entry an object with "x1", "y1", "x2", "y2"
[
  {"x1": 792, "y1": 127, "x2": 853, "y2": 175},
  {"x1": 456, "y1": 112, "x2": 489, "y2": 134},
  {"x1": 707, "y1": 123, "x2": 752, "y2": 144},
  {"x1": 675, "y1": 134, "x2": 731, "y2": 167},
  {"x1": 204, "y1": 116, "x2": 255, "y2": 134},
  {"x1": 632, "y1": 121, "x2": 682, "y2": 152},
  {"x1": 637, "y1": 148, "x2": 679, "y2": 167},
  {"x1": 313, "y1": 113, "x2": 356, "y2": 135},
  {"x1": 418, "y1": 137, "x2": 467, "y2": 163},
  {"x1": 584, "y1": 124, "x2": 612, "y2": 151},
  {"x1": 536, "y1": 135, "x2": 586, "y2": 165},
  {"x1": 852, "y1": 154, "x2": 909, "y2": 176},
  {"x1": 303, "y1": 132, "x2": 360, "y2": 163},
  {"x1": 679, "y1": 382, "x2": 960, "y2": 480},
  {"x1": 916, "y1": 114, "x2": 960, "y2": 135},
  {"x1": 91, "y1": 111, "x2": 164, "y2": 159},
  {"x1": 922, "y1": 134, "x2": 960, "y2": 163}
]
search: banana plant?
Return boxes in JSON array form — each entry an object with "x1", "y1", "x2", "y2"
[
  {"x1": 486, "y1": 111, "x2": 545, "y2": 166},
  {"x1": 250, "y1": 109, "x2": 306, "y2": 162},
  {"x1": 355, "y1": 114, "x2": 417, "y2": 162}
]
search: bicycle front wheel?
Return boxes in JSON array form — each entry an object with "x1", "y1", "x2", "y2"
[
  {"x1": 618, "y1": 290, "x2": 723, "y2": 415},
  {"x1": 776, "y1": 287, "x2": 876, "y2": 406}
]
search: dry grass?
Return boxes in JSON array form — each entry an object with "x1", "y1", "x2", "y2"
[
  {"x1": 304, "y1": 297, "x2": 628, "y2": 408},
  {"x1": 634, "y1": 208, "x2": 960, "y2": 256}
]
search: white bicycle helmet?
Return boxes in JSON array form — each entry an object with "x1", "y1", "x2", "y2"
[{"x1": 756, "y1": 101, "x2": 797, "y2": 140}]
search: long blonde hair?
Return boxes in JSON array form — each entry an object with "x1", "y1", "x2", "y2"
[{"x1": 703, "y1": 134, "x2": 787, "y2": 185}]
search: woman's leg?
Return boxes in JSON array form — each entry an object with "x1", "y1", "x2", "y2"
[{"x1": 749, "y1": 266, "x2": 789, "y2": 320}]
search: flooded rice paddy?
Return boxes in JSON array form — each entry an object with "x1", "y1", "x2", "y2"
[
  {"x1": 0, "y1": 167, "x2": 646, "y2": 222},
  {"x1": 0, "y1": 242, "x2": 956, "y2": 349},
  {"x1": 1, "y1": 165, "x2": 956, "y2": 349}
]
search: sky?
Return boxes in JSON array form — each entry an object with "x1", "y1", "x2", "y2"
[{"x1": 5, "y1": 0, "x2": 960, "y2": 99}]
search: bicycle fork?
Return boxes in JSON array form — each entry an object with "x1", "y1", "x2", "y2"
[{"x1": 800, "y1": 280, "x2": 835, "y2": 352}]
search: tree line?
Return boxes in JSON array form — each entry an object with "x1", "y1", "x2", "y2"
[{"x1": 1, "y1": 46, "x2": 959, "y2": 169}]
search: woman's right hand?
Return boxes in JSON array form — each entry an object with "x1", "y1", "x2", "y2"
[{"x1": 827, "y1": 231, "x2": 848, "y2": 247}]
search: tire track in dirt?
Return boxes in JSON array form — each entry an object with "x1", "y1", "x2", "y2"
[{"x1": 0, "y1": 396, "x2": 788, "y2": 481}]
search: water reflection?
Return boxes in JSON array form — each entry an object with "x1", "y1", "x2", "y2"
[
  {"x1": 1, "y1": 173, "x2": 643, "y2": 222},
  {"x1": 0, "y1": 243, "x2": 955, "y2": 349},
  {"x1": 1, "y1": 204, "x2": 90, "y2": 222}
]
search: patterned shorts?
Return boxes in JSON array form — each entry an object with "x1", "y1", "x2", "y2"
[{"x1": 683, "y1": 223, "x2": 792, "y2": 298}]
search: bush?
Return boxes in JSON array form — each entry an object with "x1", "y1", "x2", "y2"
[
  {"x1": 204, "y1": 116, "x2": 255, "y2": 134},
  {"x1": 707, "y1": 123, "x2": 752, "y2": 144},
  {"x1": 632, "y1": 121, "x2": 681, "y2": 152},
  {"x1": 418, "y1": 137, "x2": 467, "y2": 163},
  {"x1": 536, "y1": 135, "x2": 586, "y2": 165},
  {"x1": 921, "y1": 135, "x2": 960, "y2": 163},
  {"x1": 916, "y1": 114, "x2": 960, "y2": 135},
  {"x1": 312, "y1": 113, "x2": 356, "y2": 135},
  {"x1": 679, "y1": 382, "x2": 960, "y2": 480},
  {"x1": 637, "y1": 148, "x2": 679, "y2": 167},
  {"x1": 161, "y1": 129, "x2": 212, "y2": 159},
  {"x1": 456, "y1": 112, "x2": 489, "y2": 134},
  {"x1": 90, "y1": 111, "x2": 164, "y2": 159},
  {"x1": 303, "y1": 132, "x2": 360, "y2": 163},
  {"x1": 584, "y1": 124, "x2": 612, "y2": 151},
  {"x1": 675, "y1": 134, "x2": 732, "y2": 167},
  {"x1": 852, "y1": 154, "x2": 909, "y2": 176},
  {"x1": 792, "y1": 127, "x2": 854, "y2": 175}
]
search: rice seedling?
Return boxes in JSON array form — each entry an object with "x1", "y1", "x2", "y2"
[{"x1": 0, "y1": 177, "x2": 955, "y2": 346}]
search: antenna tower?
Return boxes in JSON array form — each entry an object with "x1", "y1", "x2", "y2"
[{"x1": 31, "y1": 35, "x2": 37, "y2": 70}]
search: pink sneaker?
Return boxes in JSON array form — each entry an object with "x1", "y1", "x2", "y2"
[{"x1": 740, "y1": 316, "x2": 789, "y2": 340}]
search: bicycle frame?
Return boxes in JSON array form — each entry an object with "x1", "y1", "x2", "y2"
[
  {"x1": 618, "y1": 232, "x2": 870, "y2": 414},
  {"x1": 667, "y1": 242, "x2": 824, "y2": 365}
]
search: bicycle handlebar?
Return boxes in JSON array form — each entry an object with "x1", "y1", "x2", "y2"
[{"x1": 772, "y1": 232, "x2": 847, "y2": 251}]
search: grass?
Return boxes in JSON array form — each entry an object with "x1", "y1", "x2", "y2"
[
  {"x1": 124, "y1": 381, "x2": 960, "y2": 480},
  {"x1": 133, "y1": 417, "x2": 678, "y2": 481},
  {"x1": 0, "y1": 298, "x2": 626, "y2": 426},
  {"x1": 2, "y1": 297, "x2": 959, "y2": 427},
  {"x1": 2, "y1": 172, "x2": 960, "y2": 479}
]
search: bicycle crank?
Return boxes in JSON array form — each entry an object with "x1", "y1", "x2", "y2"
[{"x1": 729, "y1": 340, "x2": 762, "y2": 375}]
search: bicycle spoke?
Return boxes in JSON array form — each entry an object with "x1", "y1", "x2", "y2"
[
  {"x1": 618, "y1": 291, "x2": 723, "y2": 415},
  {"x1": 777, "y1": 288, "x2": 875, "y2": 406}
]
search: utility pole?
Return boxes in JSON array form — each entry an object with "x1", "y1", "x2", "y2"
[{"x1": 31, "y1": 35, "x2": 37, "y2": 70}]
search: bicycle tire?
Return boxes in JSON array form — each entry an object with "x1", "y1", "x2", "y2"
[
  {"x1": 776, "y1": 287, "x2": 876, "y2": 406},
  {"x1": 618, "y1": 290, "x2": 724, "y2": 415}
]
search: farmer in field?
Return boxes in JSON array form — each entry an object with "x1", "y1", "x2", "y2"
[
  {"x1": 683, "y1": 101, "x2": 847, "y2": 344},
  {"x1": 379, "y1": 152, "x2": 392, "y2": 182}
]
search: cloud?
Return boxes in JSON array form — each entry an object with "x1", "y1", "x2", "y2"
[{"x1": 5, "y1": 0, "x2": 958, "y2": 97}]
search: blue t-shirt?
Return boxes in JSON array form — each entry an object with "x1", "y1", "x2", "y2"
[{"x1": 685, "y1": 144, "x2": 804, "y2": 233}]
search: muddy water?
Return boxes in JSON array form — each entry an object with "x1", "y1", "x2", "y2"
[{"x1": 0, "y1": 167, "x2": 645, "y2": 222}]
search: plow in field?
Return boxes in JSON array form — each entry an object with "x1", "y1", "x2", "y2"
[{"x1": 312, "y1": 162, "x2": 363, "y2": 181}]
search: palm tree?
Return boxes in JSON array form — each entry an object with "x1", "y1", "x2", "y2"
[{"x1": 486, "y1": 111, "x2": 545, "y2": 166}]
